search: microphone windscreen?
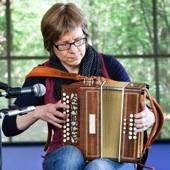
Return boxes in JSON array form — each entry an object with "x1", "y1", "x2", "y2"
[{"x1": 33, "y1": 84, "x2": 46, "y2": 97}]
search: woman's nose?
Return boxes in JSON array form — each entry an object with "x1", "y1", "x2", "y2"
[{"x1": 68, "y1": 44, "x2": 78, "y2": 53}]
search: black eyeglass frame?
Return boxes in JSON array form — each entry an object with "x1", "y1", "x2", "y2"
[{"x1": 52, "y1": 37, "x2": 87, "y2": 51}]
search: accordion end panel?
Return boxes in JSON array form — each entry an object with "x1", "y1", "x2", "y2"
[
  {"x1": 79, "y1": 87, "x2": 101, "y2": 161},
  {"x1": 119, "y1": 83, "x2": 146, "y2": 163},
  {"x1": 61, "y1": 82, "x2": 101, "y2": 161}
]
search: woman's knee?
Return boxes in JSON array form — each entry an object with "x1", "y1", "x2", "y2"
[
  {"x1": 84, "y1": 158, "x2": 136, "y2": 170},
  {"x1": 84, "y1": 158, "x2": 116, "y2": 170},
  {"x1": 43, "y1": 145, "x2": 85, "y2": 170},
  {"x1": 60, "y1": 145, "x2": 83, "y2": 158}
]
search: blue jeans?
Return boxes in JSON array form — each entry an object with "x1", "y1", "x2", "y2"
[{"x1": 43, "y1": 145, "x2": 136, "y2": 170}]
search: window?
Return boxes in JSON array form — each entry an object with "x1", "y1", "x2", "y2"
[{"x1": 0, "y1": 0, "x2": 170, "y2": 143}]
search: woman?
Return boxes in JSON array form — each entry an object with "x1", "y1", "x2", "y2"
[{"x1": 2, "y1": 3, "x2": 155, "y2": 170}]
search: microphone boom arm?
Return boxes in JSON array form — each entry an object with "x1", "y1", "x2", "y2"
[
  {"x1": 0, "y1": 104, "x2": 35, "y2": 118},
  {"x1": 0, "y1": 82, "x2": 10, "y2": 91}
]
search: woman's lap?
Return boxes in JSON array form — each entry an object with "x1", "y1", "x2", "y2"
[{"x1": 43, "y1": 145, "x2": 136, "y2": 170}]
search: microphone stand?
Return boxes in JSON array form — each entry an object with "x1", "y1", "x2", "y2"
[
  {"x1": 0, "y1": 104, "x2": 35, "y2": 170},
  {"x1": 0, "y1": 82, "x2": 10, "y2": 170},
  {"x1": 0, "y1": 104, "x2": 35, "y2": 118},
  {"x1": 0, "y1": 82, "x2": 36, "y2": 170}
]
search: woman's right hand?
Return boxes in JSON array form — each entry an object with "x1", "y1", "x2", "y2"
[{"x1": 34, "y1": 100, "x2": 69, "y2": 128}]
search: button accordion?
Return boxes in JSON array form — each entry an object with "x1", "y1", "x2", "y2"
[{"x1": 61, "y1": 80, "x2": 147, "y2": 163}]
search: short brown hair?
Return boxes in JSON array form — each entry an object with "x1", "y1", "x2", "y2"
[{"x1": 41, "y1": 3, "x2": 88, "y2": 54}]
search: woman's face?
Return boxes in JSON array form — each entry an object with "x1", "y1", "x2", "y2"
[{"x1": 52, "y1": 27, "x2": 86, "y2": 73}]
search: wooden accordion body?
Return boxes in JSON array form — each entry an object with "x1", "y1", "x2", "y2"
[{"x1": 61, "y1": 80, "x2": 146, "y2": 163}]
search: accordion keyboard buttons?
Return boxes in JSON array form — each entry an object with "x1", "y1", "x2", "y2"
[
  {"x1": 123, "y1": 114, "x2": 138, "y2": 140},
  {"x1": 62, "y1": 91, "x2": 79, "y2": 144},
  {"x1": 62, "y1": 92, "x2": 71, "y2": 143},
  {"x1": 123, "y1": 119, "x2": 127, "y2": 134},
  {"x1": 129, "y1": 118, "x2": 133, "y2": 122}
]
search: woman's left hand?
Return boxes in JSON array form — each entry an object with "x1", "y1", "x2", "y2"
[{"x1": 134, "y1": 101, "x2": 155, "y2": 132}]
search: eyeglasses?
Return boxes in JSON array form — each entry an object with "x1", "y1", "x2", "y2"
[{"x1": 52, "y1": 37, "x2": 87, "y2": 51}]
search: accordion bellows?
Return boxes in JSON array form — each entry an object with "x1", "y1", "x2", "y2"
[{"x1": 61, "y1": 80, "x2": 147, "y2": 163}]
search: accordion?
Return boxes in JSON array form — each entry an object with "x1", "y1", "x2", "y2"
[{"x1": 61, "y1": 80, "x2": 147, "y2": 163}]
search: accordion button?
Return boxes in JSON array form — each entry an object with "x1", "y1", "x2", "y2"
[
  {"x1": 133, "y1": 136, "x2": 137, "y2": 140},
  {"x1": 129, "y1": 123, "x2": 133, "y2": 126},
  {"x1": 129, "y1": 118, "x2": 133, "y2": 122},
  {"x1": 129, "y1": 132, "x2": 132, "y2": 135},
  {"x1": 71, "y1": 122, "x2": 76, "y2": 125},
  {"x1": 129, "y1": 136, "x2": 132, "y2": 139},
  {"x1": 63, "y1": 93, "x2": 66, "y2": 96},
  {"x1": 129, "y1": 114, "x2": 133, "y2": 118},
  {"x1": 129, "y1": 127, "x2": 133, "y2": 131},
  {"x1": 130, "y1": 83, "x2": 134, "y2": 87},
  {"x1": 71, "y1": 138, "x2": 75, "y2": 143}
]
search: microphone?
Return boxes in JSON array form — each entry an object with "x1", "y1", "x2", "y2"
[
  {"x1": 0, "y1": 106, "x2": 35, "y2": 118},
  {"x1": 0, "y1": 81, "x2": 10, "y2": 90},
  {"x1": 0, "y1": 84, "x2": 46, "y2": 98}
]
